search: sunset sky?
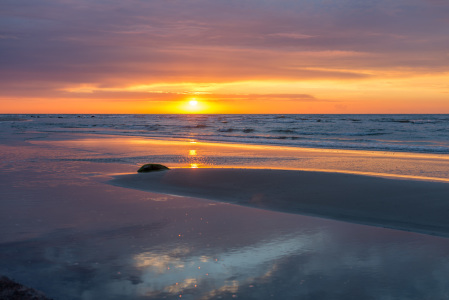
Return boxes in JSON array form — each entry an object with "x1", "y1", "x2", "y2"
[{"x1": 1, "y1": 0, "x2": 448, "y2": 114}]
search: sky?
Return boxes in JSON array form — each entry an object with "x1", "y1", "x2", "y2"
[{"x1": 1, "y1": 0, "x2": 449, "y2": 114}]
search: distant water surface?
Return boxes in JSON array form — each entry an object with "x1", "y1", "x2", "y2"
[{"x1": 2, "y1": 114, "x2": 449, "y2": 153}]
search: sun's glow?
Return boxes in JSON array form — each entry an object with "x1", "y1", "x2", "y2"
[
  {"x1": 21, "y1": 73, "x2": 448, "y2": 114},
  {"x1": 176, "y1": 98, "x2": 211, "y2": 114}
]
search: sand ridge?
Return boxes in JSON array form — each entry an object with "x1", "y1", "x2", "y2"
[{"x1": 110, "y1": 168, "x2": 449, "y2": 238}]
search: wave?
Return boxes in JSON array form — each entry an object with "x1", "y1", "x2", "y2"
[
  {"x1": 270, "y1": 129, "x2": 296, "y2": 134},
  {"x1": 243, "y1": 128, "x2": 255, "y2": 133},
  {"x1": 4, "y1": 114, "x2": 449, "y2": 154},
  {"x1": 217, "y1": 128, "x2": 235, "y2": 132}
]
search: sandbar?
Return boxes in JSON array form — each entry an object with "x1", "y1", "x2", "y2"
[{"x1": 110, "y1": 168, "x2": 449, "y2": 237}]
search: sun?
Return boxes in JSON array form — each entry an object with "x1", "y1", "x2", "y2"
[{"x1": 176, "y1": 98, "x2": 210, "y2": 113}]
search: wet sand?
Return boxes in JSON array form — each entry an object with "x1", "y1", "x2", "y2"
[
  {"x1": 2, "y1": 129, "x2": 449, "y2": 299},
  {"x1": 111, "y1": 168, "x2": 449, "y2": 237}
]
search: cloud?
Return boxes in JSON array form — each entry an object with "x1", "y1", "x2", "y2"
[
  {"x1": 0, "y1": 0, "x2": 448, "y2": 111},
  {"x1": 197, "y1": 93, "x2": 320, "y2": 102},
  {"x1": 267, "y1": 33, "x2": 315, "y2": 39}
]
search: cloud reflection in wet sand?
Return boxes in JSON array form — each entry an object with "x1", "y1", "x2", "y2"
[{"x1": 134, "y1": 231, "x2": 323, "y2": 298}]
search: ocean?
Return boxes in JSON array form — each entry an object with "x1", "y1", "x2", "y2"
[{"x1": 2, "y1": 114, "x2": 449, "y2": 153}]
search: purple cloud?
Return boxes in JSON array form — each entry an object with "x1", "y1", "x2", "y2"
[{"x1": 1, "y1": 0, "x2": 448, "y2": 105}]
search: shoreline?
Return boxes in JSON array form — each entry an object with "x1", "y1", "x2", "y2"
[
  {"x1": 28, "y1": 131, "x2": 449, "y2": 157},
  {"x1": 28, "y1": 133, "x2": 449, "y2": 181},
  {"x1": 110, "y1": 168, "x2": 449, "y2": 238},
  {"x1": 25, "y1": 130, "x2": 449, "y2": 161}
]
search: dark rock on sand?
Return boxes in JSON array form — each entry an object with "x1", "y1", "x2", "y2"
[
  {"x1": 0, "y1": 276, "x2": 52, "y2": 300},
  {"x1": 137, "y1": 163, "x2": 170, "y2": 173}
]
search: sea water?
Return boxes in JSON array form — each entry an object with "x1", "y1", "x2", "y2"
[{"x1": 2, "y1": 114, "x2": 449, "y2": 153}]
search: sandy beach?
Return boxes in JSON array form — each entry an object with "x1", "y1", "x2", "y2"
[{"x1": 2, "y1": 123, "x2": 449, "y2": 299}]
